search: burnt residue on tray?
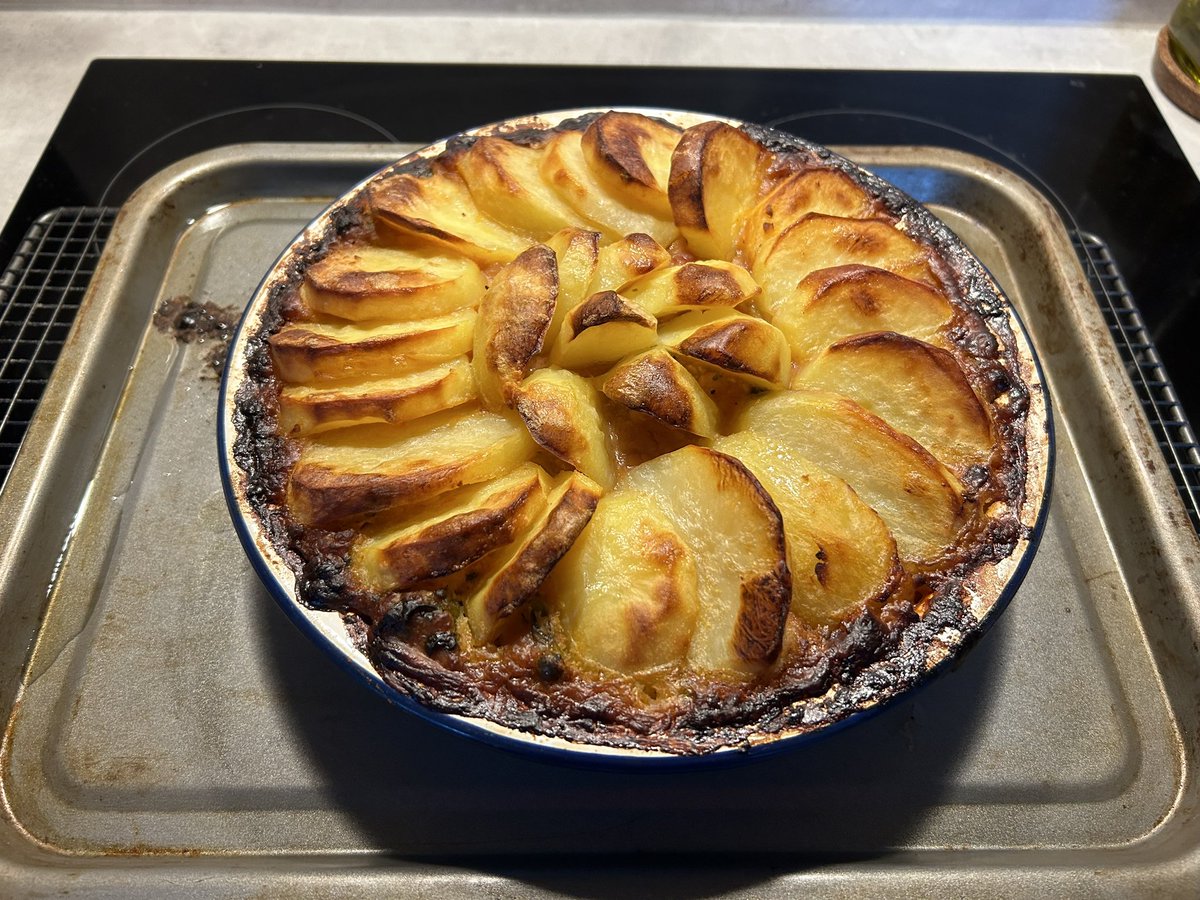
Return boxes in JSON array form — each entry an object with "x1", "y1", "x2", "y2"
[{"x1": 154, "y1": 295, "x2": 239, "y2": 377}]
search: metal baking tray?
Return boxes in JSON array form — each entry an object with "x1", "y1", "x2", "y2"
[{"x1": 0, "y1": 142, "x2": 1197, "y2": 896}]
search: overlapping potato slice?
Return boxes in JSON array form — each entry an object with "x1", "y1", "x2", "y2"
[
  {"x1": 601, "y1": 349, "x2": 718, "y2": 438},
  {"x1": 771, "y1": 265, "x2": 954, "y2": 366},
  {"x1": 353, "y1": 463, "x2": 550, "y2": 593},
  {"x1": 300, "y1": 245, "x2": 486, "y2": 322},
  {"x1": 739, "y1": 168, "x2": 886, "y2": 265},
  {"x1": 288, "y1": 408, "x2": 538, "y2": 527},
  {"x1": 587, "y1": 233, "x2": 672, "y2": 295},
  {"x1": 541, "y1": 131, "x2": 677, "y2": 245},
  {"x1": 658, "y1": 309, "x2": 791, "y2": 389},
  {"x1": 368, "y1": 169, "x2": 529, "y2": 265},
  {"x1": 798, "y1": 333, "x2": 994, "y2": 475},
  {"x1": 739, "y1": 390, "x2": 966, "y2": 566},
  {"x1": 753, "y1": 215, "x2": 942, "y2": 316},
  {"x1": 714, "y1": 431, "x2": 902, "y2": 626},
  {"x1": 623, "y1": 446, "x2": 791, "y2": 675},
  {"x1": 466, "y1": 471, "x2": 603, "y2": 643},
  {"x1": 453, "y1": 136, "x2": 596, "y2": 239},
  {"x1": 544, "y1": 227, "x2": 600, "y2": 344},
  {"x1": 580, "y1": 111, "x2": 681, "y2": 219},
  {"x1": 514, "y1": 368, "x2": 615, "y2": 488},
  {"x1": 669, "y1": 121, "x2": 796, "y2": 260},
  {"x1": 545, "y1": 227, "x2": 600, "y2": 303},
  {"x1": 550, "y1": 290, "x2": 658, "y2": 370},
  {"x1": 269, "y1": 308, "x2": 476, "y2": 383},
  {"x1": 552, "y1": 489, "x2": 699, "y2": 673},
  {"x1": 278, "y1": 356, "x2": 476, "y2": 436},
  {"x1": 621, "y1": 260, "x2": 759, "y2": 318},
  {"x1": 474, "y1": 245, "x2": 558, "y2": 409}
]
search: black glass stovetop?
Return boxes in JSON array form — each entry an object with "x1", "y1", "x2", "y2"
[{"x1": 3, "y1": 59, "x2": 1199, "y2": 425}]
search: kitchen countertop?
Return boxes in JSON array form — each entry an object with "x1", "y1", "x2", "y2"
[{"x1": 1, "y1": 5, "x2": 1199, "y2": 233}]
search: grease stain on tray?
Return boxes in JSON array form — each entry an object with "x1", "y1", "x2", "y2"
[{"x1": 153, "y1": 296, "x2": 238, "y2": 378}]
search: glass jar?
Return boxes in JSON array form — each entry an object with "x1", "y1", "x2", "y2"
[{"x1": 1170, "y1": 0, "x2": 1200, "y2": 83}]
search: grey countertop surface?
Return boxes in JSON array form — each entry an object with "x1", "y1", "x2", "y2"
[{"x1": 0, "y1": 3, "x2": 1198, "y2": 230}]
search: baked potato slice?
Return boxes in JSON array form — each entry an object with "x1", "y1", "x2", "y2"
[
  {"x1": 771, "y1": 265, "x2": 954, "y2": 366},
  {"x1": 473, "y1": 244, "x2": 558, "y2": 409},
  {"x1": 550, "y1": 290, "x2": 658, "y2": 371},
  {"x1": 353, "y1": 463, "x2": 551, "y2": 592},
  {"x1": 753, "y1": 215, "x2": 942, "y2": 316},
  {"x1": 288, "y1": 408, "x2": 538, "y2": 527},
  {"x1": 514, "y1": 368, "x2": 615, "y2": 488},
  {"x1": 453, "y1": 136, "x2": 595, "y2": 239},
  {"x1": 714, "y1": 431, "x2": 903, "y2": 626},
  {"x1": 621, "y1": 260, "x2": 759, "y2": 318},
  {"x1": 657, "y1": 309, "x2": 791, "y2": 389},
  {"x1": 544, "y1": 227, "x2": 600, "y2": 345},
  {"x1": 587, "y1": 232, "x2": 673, "y2": 295},
  {"x1": 580, "y1": 111, "x2": 681, "y2": 219},
  {"x1": 299, "y1": 245, "x2": 485, "y2": 322},
  {"x1": 552, "y1": 489, "x2": 699, "y2": 674},
  {"x1": 545, "y1": 227, "x2": 600, "y2": 305},
  {"x1": 797, "y1": 332, "x2": 994, "y2": 476},
  {"x1": 739, "y1": 390, "x2": 966, "y2": 566},
  {"x1": 623, "y1": 446, "x2": 791, "y2": 675},
  {"x1": 668, "y1": 121, "x2": 792, "y2": 260},
  {"x1": 739, "y1": 168, "x2": 885, "y2": 265},
  {"x1": 268, "y1": 308, "x2": 475, "y2": 383},
  {"x1": 278, "y1": 356, "x2": 476, "y2": 436},
  {"x1": 368, "y1": 170, "x2": 529, "y2": 265},
  {"x1": 541, "y1": 130, "x2": 677, "y2": 245},
  {"x1": 466, "y1": 471, "x2": 603, "y2": 643},
  {"x1": 601, "y1": 348, "x2": 718, "y2": 438}
]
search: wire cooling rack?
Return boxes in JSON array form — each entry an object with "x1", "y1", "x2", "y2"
[
  {"x1": 1073, "y1": 231, "x2": 1200, "y2": 533},
  {"x1": 0, "y1": 208, "x2": 117, "y2": 490},
  {"x1": 0, "y1": 207, "x2": 1198, "y2": 533}
]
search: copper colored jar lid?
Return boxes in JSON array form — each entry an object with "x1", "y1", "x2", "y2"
[{"x1": 1154, "y1": 26, "x2": 1200, "y2": 119}]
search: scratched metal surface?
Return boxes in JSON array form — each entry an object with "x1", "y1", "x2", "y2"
[{"x1": 0, "y1": 143, "x2": 1196, "y2": 896}]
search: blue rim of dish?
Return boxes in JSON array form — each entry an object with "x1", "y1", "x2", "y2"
[{"x1": 217, "y1": 108, "x2": 1055, "y2": 769}]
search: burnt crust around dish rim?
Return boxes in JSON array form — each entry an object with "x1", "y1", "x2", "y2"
[{"x1": 230, "y1": 111, "x2": 1036, "y2": 755}]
